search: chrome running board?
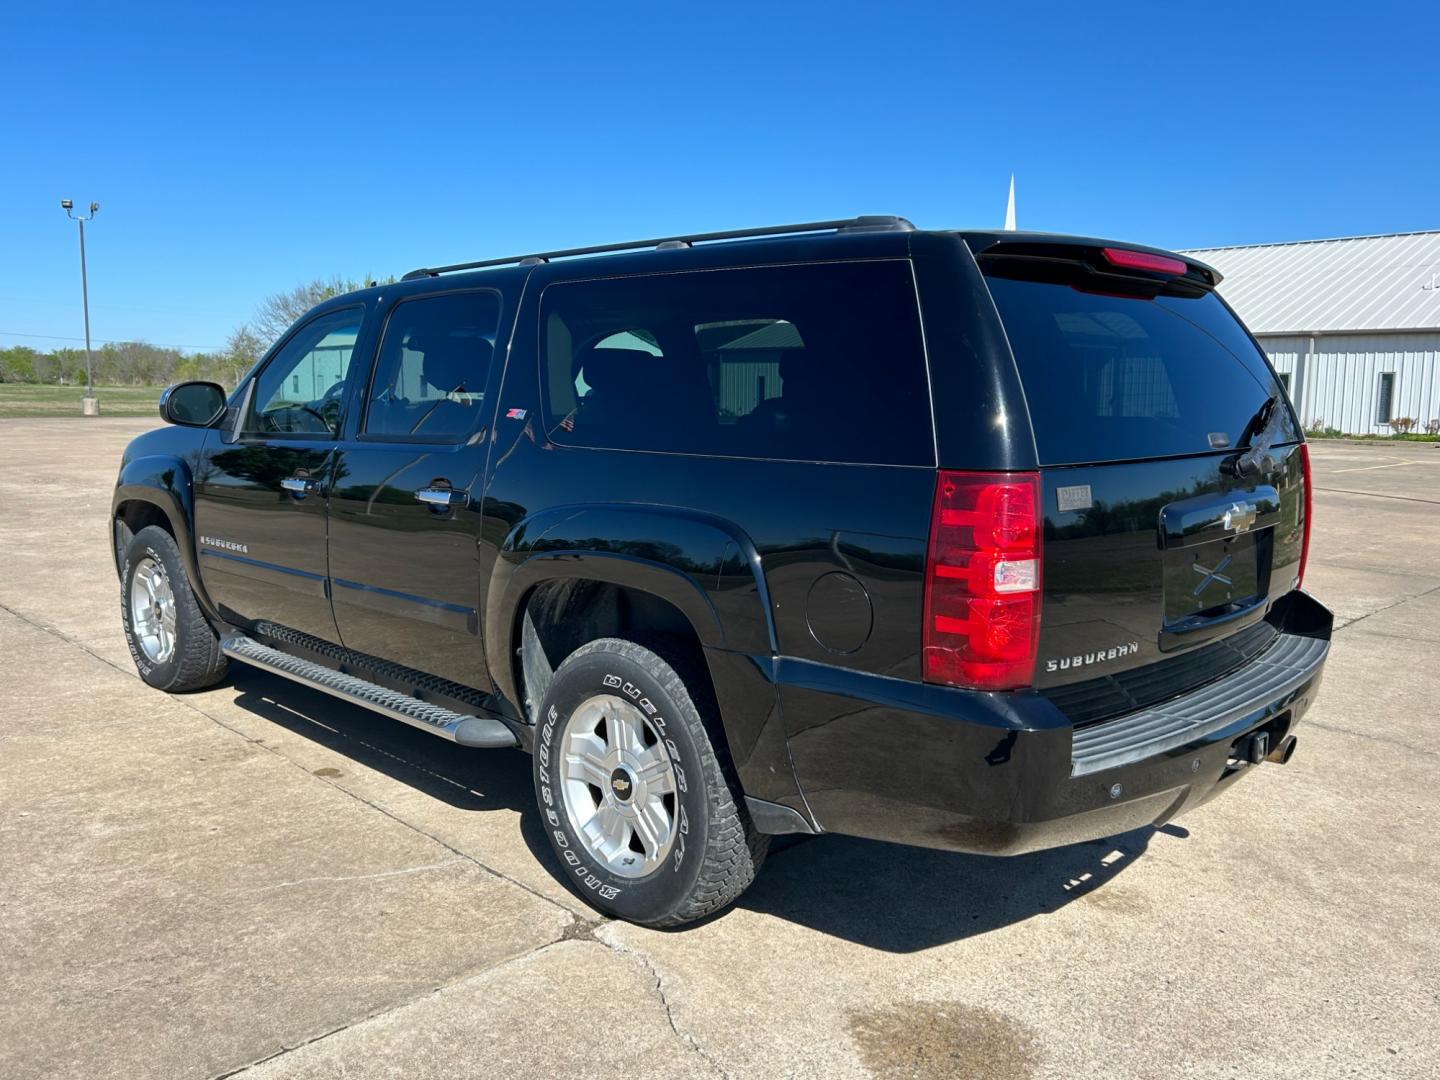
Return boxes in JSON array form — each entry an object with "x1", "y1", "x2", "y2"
[{"x1": 221, "y1": 634, "x2": 519, "y2": 749}]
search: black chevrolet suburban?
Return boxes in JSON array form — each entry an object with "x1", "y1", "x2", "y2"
[{"x1": 113, "y1": 217, "x2": 1331, "y2": 926}]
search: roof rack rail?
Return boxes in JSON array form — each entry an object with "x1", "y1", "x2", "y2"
[{"x1": 400, "y1": 215, "x2": 914, "y2": 281}]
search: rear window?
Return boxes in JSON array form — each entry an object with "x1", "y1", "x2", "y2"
[
  {"x1": 984, "y1": 274, "x2": 1294, "y2": 464},
  {"x1": 540, "y1": 260, "x2": 933, "y2": 465}
]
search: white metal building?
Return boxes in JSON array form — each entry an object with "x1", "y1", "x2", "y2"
[{"x1": 1183, "y1": 231, "x2": 1440, "y2": 434}]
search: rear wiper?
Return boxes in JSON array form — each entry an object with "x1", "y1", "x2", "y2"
[{"x1": 1227, "y1": 396, "x2": 1283, "y2": 479}]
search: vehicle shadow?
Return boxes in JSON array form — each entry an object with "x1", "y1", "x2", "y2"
[
  {"x1": 225, "y1": 664, "x2": 1176, "y2": 954},
  {"x1": 735, "y1": 825, "x2": 1169, "y2": 952},
  {"x1": 226, "y1": 665, "x2": 538, "y2": 816}
]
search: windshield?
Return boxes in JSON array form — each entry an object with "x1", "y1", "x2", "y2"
[{"x1": 984, "y1": 273, "x2": 1297, "y2": 465}]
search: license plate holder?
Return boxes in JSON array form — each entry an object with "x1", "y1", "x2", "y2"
[{"x1": 1162, "y1": 532, "x2": 1263, "y2": 627}]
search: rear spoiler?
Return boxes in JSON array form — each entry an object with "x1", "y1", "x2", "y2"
[{"x1": 960, "y1": 231, "x2": 1222, "y2": 291}]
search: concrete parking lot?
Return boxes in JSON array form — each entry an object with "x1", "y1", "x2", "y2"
[{"x1": 1, "y1": 418, "x2": 1436, "y2": 1079}]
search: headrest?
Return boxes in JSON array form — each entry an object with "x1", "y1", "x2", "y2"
[
  {"x1": 422, "y1": 335, "x2": 492, "y2": 395},
  {"x1": 580, "y1": 347, "x2": 658, "y2": 394}
]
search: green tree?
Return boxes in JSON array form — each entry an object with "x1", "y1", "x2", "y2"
[
  {"x1": 218, "y1": 324, "x2": 264, "y2": 387},
  {"x1": 254, "y1": 277, "x2": 352, "y2": 345},
  {"x1": 251, "y1": 273, "x2": 396, "y2": 346},
  {"x1": 172, "y1": 357, "x2": 202, "y2": 382},
  {"x1": 31, "y1": 351, "x2": 61, "y2": 383},
  {"x1": 50, "y1": 348, "x2": 88, "y2": 385},
  {"x1": 0, "y1": 346, "x2": 40, "y2": 383},
  {"x1": 4, "y1": 271, "x2": 394, "y2": 389}
]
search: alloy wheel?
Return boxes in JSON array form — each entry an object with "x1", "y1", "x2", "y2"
[
  {"x1": 129, "y1": 556, "x2": 177, "y2": 664},
  {"x1": 559, "y1": 693, "x2": 680, "y2": 878}
]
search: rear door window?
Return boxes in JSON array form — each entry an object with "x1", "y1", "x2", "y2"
[
  {"x1": 540, "y1": 261, "x2": 933, "y2": 466},
  {"x1": 363, "y1": 291, "x2": 501, "y2": 442},
  {"x1": 983, "y1": 274, "x2": 1295, "y2": 464}
]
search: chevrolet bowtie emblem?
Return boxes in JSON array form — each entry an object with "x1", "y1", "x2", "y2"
[{"x1": 1223, "y1": 501, "x2": 1257, "y2": 533}]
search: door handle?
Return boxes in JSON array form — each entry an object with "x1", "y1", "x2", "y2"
[
  {"x1": 280, "y1": 476, "x2": 320, "y2": 498},
  {"x1": 415, "y1": 486, "x2": 469, "y2": 510}
]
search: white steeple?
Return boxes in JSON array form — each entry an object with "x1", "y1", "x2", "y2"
[{"x1": 1003, "y1": 174, "x2": 1017, "y2": 231}]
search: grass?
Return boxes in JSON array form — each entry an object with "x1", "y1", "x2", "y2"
[
  {"x1": 0, "y1": 384, "x2": 163, "y2": 418},
  {"x1": 1305, "y1": 427, "x2": 1440, "y2": 443}
]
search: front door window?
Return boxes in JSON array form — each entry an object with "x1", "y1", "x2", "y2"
[{"x1": 247, "y1": 308, "x2": 365, "y2": 436}]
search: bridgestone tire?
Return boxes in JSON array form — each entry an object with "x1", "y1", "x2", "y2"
[
  {"x1": 533, "y1": 638, "x2": 767, "y2": 927},
  {"x1": 120, "y1": 525, "x2": 228, "y2": 693}
]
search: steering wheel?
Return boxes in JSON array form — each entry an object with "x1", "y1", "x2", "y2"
[
  {"x1": 262, "y1": 402, "x2": 332, "y2": 434},
  {"x1": 316, "y1": 382, "x2": 344, "y2": 428}
]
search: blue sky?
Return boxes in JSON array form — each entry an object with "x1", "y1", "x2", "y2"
[{"x1": 3, "y1": 1, "x2": 1435, "y2": 355}]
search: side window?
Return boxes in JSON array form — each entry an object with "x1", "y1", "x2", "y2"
[
  {"x1": 248, "y1": 308, "x2": 364, "y2": 436},
  {"x1": 576, "y1": 330, "x2": 660, "y2": 398},
  {"x1": 540, "y1": 261, "x2": 932, "y2": 466},
  {"x1": 363, "y1": 292, "x2": 501, "y2": 441},
  {"x1": 697, "y1": 318, "x2": 803, "y2": 422}
]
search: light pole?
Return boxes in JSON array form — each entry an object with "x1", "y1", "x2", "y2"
[{"x1": 60, "y1": 199, "x2": 100, "y2": 413}]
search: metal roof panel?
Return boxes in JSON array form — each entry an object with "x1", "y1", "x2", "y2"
[{"x1": 1182, "y1": 231, "x2": 1440, "y2": 334}]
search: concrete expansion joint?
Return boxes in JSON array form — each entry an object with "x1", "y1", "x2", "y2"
[
  {"x1": 0, "y1": 600, "x2": 79, "y2": 648},
  {"x1": 5, "y1": 586, "x2": 726, "y2": 1077},
  {"x1": 287, "y1": 763, "x2": 576, "y2": 917},
  {"x1": 0, "y1": 597, "x2": 582, "y2": 922},
  {"x1": 594, "y1": 931, "x2": 732, "y2": 1080},
  {"x1": 1333, "y1": 580, "x2": 1440, "y2": 634},
  {"x1": 209, "y1": 1020, "x2": 356, "y2": 1080},
  {"x1": 1313, "y1": 486, "x2": 1440, "y2": 508},
  {"x1": 206, "y1": 933, "x2": 714, "y2": 1079},
  {"x1": 559, "y1": 913, "x2": 605, "y2": 942},
  {"x1": 208, "y1": 936, "x2": 579, "y2": 1079},
  {"x1": 1302, "y1": 717, "x2": 1440, "y2": 759}
]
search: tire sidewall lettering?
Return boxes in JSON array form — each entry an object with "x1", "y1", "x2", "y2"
[
  {"x1": 537, "y1": 696, "x2": 605, "y2": 894},
  {"x1": 600, "y1": 669, "x2": 689, "y2": 872},
  {"x1": 121, "y1": 541, "x2": 174, "y2": 683}
]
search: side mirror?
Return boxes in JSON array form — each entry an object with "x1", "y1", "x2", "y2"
[{"x1": 159, "y1": 381, "x2": 228, "y2": 428}]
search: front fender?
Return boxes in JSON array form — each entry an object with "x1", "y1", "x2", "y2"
[{"x1": 112, "y1": 454, "x2": 217, "y2": 620}]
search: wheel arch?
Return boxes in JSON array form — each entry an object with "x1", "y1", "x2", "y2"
[
  {"x1": 515, "y1": 576, "x2": 717, "y2": 727},
  {"x1": 486, "y1": 504, "x2": 804, "y2": 814},
  {"x1": 112, "y1": 454, "x2": 218, "y2": 620},
  {"x1": 485, "y1": 503, "x2": 776, "y2": 699}
]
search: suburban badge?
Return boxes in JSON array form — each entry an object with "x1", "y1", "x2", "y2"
[{"x1": 1044, "y1": 642, "x2": 1140, "y2": 672}]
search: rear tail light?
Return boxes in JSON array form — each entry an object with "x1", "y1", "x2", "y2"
[
  {"x1": 923, "y1": 471, "x2": 1042, "y2": 690},
  {"x1": 1101, "y1": 247, "x2": 1188, "y2": 276},
  {"x1": 1297, "y1": 443, "x2": 1313, "y2": 588}
]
